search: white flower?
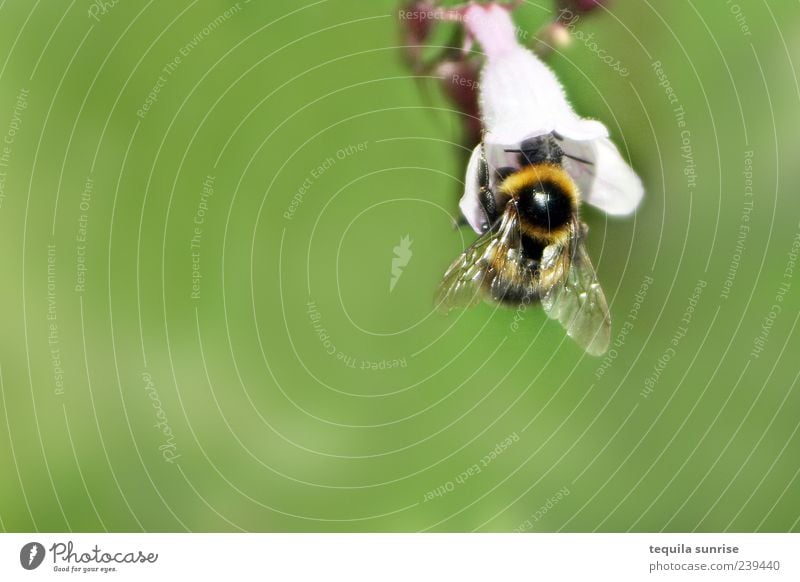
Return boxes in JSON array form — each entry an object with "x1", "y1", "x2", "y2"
[{"x1": 452, "y1": 3, "x2": 644, "y2": 233}]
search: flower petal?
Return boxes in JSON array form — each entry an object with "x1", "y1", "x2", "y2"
[
  {"x1": 554, "y1": 118, "x2": 608, "y2": 141},
  {"x1": 458, "y1": 143, "x2": 524, "y2": 234},
  {"x1": 458, "y1": 144, "x2": 488, "y2": 234},
  {"x1": 462, "y1": 5, "x2": 585, "y2": 146},
  {"x1": 562, "y1": 137, "x2": 644, "y2": 215},
  {"x1": 480, "y1": 48, "x2": 580, "y2": 145},
  {"x1": 462, "y1": 4, "x2": 519, "y2": 60}
]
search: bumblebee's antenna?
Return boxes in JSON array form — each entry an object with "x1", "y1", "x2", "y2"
[
  {"x1": 505, "y1": 147, "x2": 593, "y2": 167},
  {"x1": 562, "y1": 153, "x2": 594, "y2": 165},
  {"x1": 549, "y1": 131, "x2": 594, "y2": 164}
]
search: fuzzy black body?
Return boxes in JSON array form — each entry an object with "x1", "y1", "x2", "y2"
[
  {"x1": 482, "y1": 158, "x2": 579, "y2": 305},
  {"x1": 468, "y1": 135, "x2": 579, "y2": 302}
]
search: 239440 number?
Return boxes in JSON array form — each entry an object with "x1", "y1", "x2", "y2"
[{"x1": 736, "y1": 560, "x2": 781, "y2": 571}]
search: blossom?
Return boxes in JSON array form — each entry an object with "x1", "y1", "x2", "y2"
[{"x1": 448, "y1": 3, "x2": 643, "y2": 234}]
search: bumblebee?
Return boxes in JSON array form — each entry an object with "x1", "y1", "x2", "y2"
[{"x1": 437, "y1": 133, "x2": 611, "y2": 356}]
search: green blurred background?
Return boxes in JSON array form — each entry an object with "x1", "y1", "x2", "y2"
[{"x1": 0, "y1": 0, "x2": 798, "y2": 532}]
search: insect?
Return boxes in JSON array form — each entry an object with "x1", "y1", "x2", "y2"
[
  {"x1": 436, "y1": 133, "x2": 612, "y2": 356},
  {"x1": 433, "y1": 3, "x2": 644, "y2": 356}
]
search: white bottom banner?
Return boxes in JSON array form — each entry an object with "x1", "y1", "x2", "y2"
[{"x1": 0, "y1": 533, "x2": 797, "y2": 581}]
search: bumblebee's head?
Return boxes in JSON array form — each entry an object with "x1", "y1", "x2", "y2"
[
  {"x1": 507, "y1": 136, "x2": 565, "y2": 166},
  {"x1": 499, "y1": 163, "x2": 577, "y2": 242}
]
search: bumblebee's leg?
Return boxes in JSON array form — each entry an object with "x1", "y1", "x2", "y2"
[{"x1": 477, "y1": 142, "x2": 498, "y2": 231}]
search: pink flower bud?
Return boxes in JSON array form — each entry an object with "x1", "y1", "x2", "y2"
[
  {"x1": 557, "y1": 0, "x2": 608, "y2": 15},
  {"x1": 538, "y1": 21, "x2": 572, "y2": 51},
  {"x1": 398, "y1": 0, "x2": 439, "y2": 70}
]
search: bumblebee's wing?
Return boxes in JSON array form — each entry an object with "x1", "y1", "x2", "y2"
[
  {"x1": 541, "y1": 223, "x2": 611, "y2": 356},
  {"x1": 436, "y1": 207, "x2": 522, "y2": 311},
  {"x1": 435, "y1": 231, "x2": 496, "y2": 311}
]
